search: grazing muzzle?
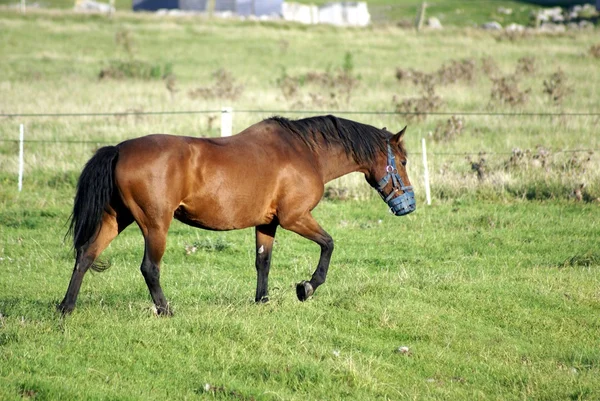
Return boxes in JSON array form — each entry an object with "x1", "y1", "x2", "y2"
[{"x1": 376, "y1": 142, "x2": 416, "y2": 216}]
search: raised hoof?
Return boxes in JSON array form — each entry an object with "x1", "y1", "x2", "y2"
[
  {"x1": 296, "y1": 281, "x2": 314, "y2": 302},
  {"x1": 57, "y1": 303, "x2": 74, "y2": 315}
]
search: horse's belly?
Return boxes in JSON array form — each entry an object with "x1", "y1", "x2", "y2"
[{"x1": 174, "y1": 197, "x2": 275, "y2": 231}]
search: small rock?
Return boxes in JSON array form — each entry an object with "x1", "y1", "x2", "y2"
[
  {"x1": 482, "y1": 21, "x2": 503, "y2": 30},
  {"x1": 426, "y1": 17, "x2": 443, "y2": 30},
  {"x1": 497, "y1": 7, "x2": 512, "y2": 15},
  {"x1": 505, "y1": 23, "x2": 525, "y2": 32},
  {"x1": 397, "y1": 346, "x2": 410, "y2": 354}
]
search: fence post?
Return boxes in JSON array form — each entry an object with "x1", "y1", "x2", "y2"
[
  {"x1": 18, "y1": 124, "x2": 24, "y2": 192},
  {"x1": 416, "y1": 2, "x2": 427, "y2": 32},
  {"x1": 421, "y1": 138, "x2": 431, "y2": 205},
  {"x1": 221, "y1": 107, "x2": 233, "y2": 137}
]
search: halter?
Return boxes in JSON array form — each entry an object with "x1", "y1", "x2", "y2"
[{"x1": 376, "y1": 141, "x2": 416, "y2": 216}]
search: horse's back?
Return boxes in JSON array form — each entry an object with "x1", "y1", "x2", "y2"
[{"x1": 112, "y1": 127, "x2": 325, "y2": 230}]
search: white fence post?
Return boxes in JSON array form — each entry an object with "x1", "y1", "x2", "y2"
[
  {"x1": 421, "y1": 138, "x2": 431, "y2": 205},
  {"x1": 18, "y1": 124, "x2": 24, "y2": 192},
  {"x1": 221, "y1": 107, "x2": 233, "y2": 137}
]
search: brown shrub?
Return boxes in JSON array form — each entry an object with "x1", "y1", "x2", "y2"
[
  {"x1": 394, "y1": 76, "x2": 442, "y2": 122},
  {"x1": 431, "y1": 116, "x2": 464, "y2": 142},
  {"x1": 515, "y1": 56, "x2": 536, "y2": 76},
  {"x1": 543, "y1": 69, "x2": 572, "y2": 104},
  {"x1": 437, "y1": 58, "x2": 476, "y2": 84},
  {"x1": 505, "y1": 146, "x2": 551, "y2": 170},
  {"x1": 469, "y1": 156, "x2": 487, "y2": 181},
  {"x1": 490, "y1": 75, "x2": 530, "y2": 107},
  {"x1": 396, "y1": 58, "x2": 476, "y2": 86},
  {"x1": 481, "y1": 56, "x2": 500, "y2": 78},
  {"x1": 188, "y1": 69, "x2": 244, "y2": 101}
]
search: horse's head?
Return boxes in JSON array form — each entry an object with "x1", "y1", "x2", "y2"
[{"x1": 366, "y1": 126, "x2": 416, "y2": 216}]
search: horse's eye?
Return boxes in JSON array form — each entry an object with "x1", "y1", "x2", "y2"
[{"x1": 401, "y1": 160, "x2": 407, "y2": 167}]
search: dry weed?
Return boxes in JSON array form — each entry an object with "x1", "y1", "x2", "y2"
[
  {"x1": 188, "y1": 69, "x2": 244, "y2": 101},
  {"x1": 437, "y1": 58, "x2": 476, "y2": 84},
  {"x1": 469, "y1": 156, "x2": 487, "y2": 181},
  {"x1": 430, "y1": 116, "x2": 464, "y2": 142},
  {"x1": 490, "y1": 75, "x2": 530, "y2": 106},
  {"x1": 393, "y1": 75, "x2": 442, "y2": 122},
  {"x1": 494, "y1": 29, "x2": 532, "y2": 42},
  {"x1": 543, "y1": 68, "x2": 572, "y2": 104},
  {"x1": 515, "y1": 56, "x2": 536, "y2": 76},
  {"x1": 505, "y1": 146, "x2": 551, "y2": 170},
  {"x1": 115, "y1": 27, "x2": 135, "y2": 57},
  {"x1": 590, "y1": 43, "x2": 600, "y2": 58},
  {"x1": 481, "y1": 56, "x2": 501, "y2": 78},
  {"x1": 396, "y1": 58, "x2": 475, "y2": 86},
  {"x1": 323, "y1": 187, "x2": 350, "y2": 201}
]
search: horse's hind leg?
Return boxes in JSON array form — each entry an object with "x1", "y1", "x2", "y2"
[
  {"x1": 58, "y1": 211, "x2": 131, "y2": 314},
  {"x1": 255, "y1": 222, "x2": 278, "y2": 302},
  {"x1": 139, "y1": 226, "x2": 171, "y2": 316}
]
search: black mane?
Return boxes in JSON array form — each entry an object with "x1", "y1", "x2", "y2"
[{"x1": 267, "y1": 115, "x2": 395, "y2": 165}]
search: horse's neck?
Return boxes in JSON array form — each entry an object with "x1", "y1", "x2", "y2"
[{"x1": 317, "y1": 147, "x2": 364, "y2": 183}]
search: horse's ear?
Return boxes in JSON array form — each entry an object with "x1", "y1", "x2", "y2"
[{"x1": 391, "y1": 126, "x2": 407, "y2": 145}]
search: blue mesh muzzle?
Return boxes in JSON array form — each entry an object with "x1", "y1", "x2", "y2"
[{"x1": 376, "y1": 142, "x2": 416, "y2": 216}]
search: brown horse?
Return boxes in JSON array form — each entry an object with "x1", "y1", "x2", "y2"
[{"x1": 58, "y1": 115, "x2": 415, "y2": 315}]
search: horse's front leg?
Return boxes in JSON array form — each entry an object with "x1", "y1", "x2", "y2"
[
  {"x1": 281, "y1": 213, "x2": 334, "y2": 301},
  {"x1": 254, "y1": 222, "x2": 278, "y2": 302}
]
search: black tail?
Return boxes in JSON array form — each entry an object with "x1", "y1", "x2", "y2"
[{"x1": 67, "y1": 146, "x2": 119, "y2": 251}]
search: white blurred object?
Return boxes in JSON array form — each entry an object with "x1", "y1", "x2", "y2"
[
  {"x1": 74, "y1": 0, "x2": 115, "y2": 13},
  {"x1": 283, "y1": 2, "x2": 370, "y2": 27}
]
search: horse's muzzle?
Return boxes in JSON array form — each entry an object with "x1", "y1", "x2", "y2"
[{"x1": 386, "y1": 190, "x2": 416, "y2": 216}]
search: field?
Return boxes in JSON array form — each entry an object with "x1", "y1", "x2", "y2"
[{"x1": 1, "y1": 4, "x2": 600, "y2": 400}]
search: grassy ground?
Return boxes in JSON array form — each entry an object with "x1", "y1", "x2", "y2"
[
  {"x1": 0, "y1": 8, "x2": 599, "y2": 401},
  {"x1": 1, "y1": 192, "x2": 599, "y2": 400},
  {"x1": 1, "y1": 10, "x2": 599, "y2": 200}
]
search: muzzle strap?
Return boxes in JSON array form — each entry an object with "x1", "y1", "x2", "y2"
[{"x1": 376, "y1": 142, "x2": 416, "y2": 216}]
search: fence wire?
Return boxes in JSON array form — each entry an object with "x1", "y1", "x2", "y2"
[
  {"x1": 2, "y1": 110, "x2": 600, "y2": 118},
  {"x1": 1, "y1": 108, "x2": 598, "y2": 156}
]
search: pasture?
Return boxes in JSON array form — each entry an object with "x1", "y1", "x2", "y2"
[{"x1": 1, "y1": 5, "x2": 600, "y2": 400}]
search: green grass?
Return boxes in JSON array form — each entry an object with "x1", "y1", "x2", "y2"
[
  {"x1": 0, "y1": 10, "x2": 598, "y2": 200},
  {"x1": 1, "y1": 191, "x2": 599, "y2": 400},
  {"x1": 0, "y1": 7, "x2": 599, "y2": 400}
]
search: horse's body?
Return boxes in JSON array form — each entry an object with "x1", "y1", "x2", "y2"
[{"x1": 59, "y1": 115, "x2": 415, "y2": 315}]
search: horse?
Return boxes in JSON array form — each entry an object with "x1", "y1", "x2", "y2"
[{"x1": 58, "y1": 115, "x2": 415, "y2": 315}]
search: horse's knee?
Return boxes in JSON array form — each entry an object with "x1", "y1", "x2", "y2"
[
  {"x1": 140, "y1": 261, "x2": 160, "y2": 281},
  {"x1": 322, "y1": 236, "x2": 334, "y2": 253},
  {"x1": 255, "y1": 252, "x2": 271, "y2": 269}
]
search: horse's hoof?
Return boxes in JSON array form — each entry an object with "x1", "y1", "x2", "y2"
[
  {"x1": 154, "y1": 304, "x2": 173, "y2": 317},
  {"x1": 255, "y1": 296, "x2": 269, "y2": 303},
  {"x1": 296, "y1": 281, "x2": 314, "y2": 302},
  {"x1": 57, "y1": 303, "x2": 74, "y2": 315}
]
